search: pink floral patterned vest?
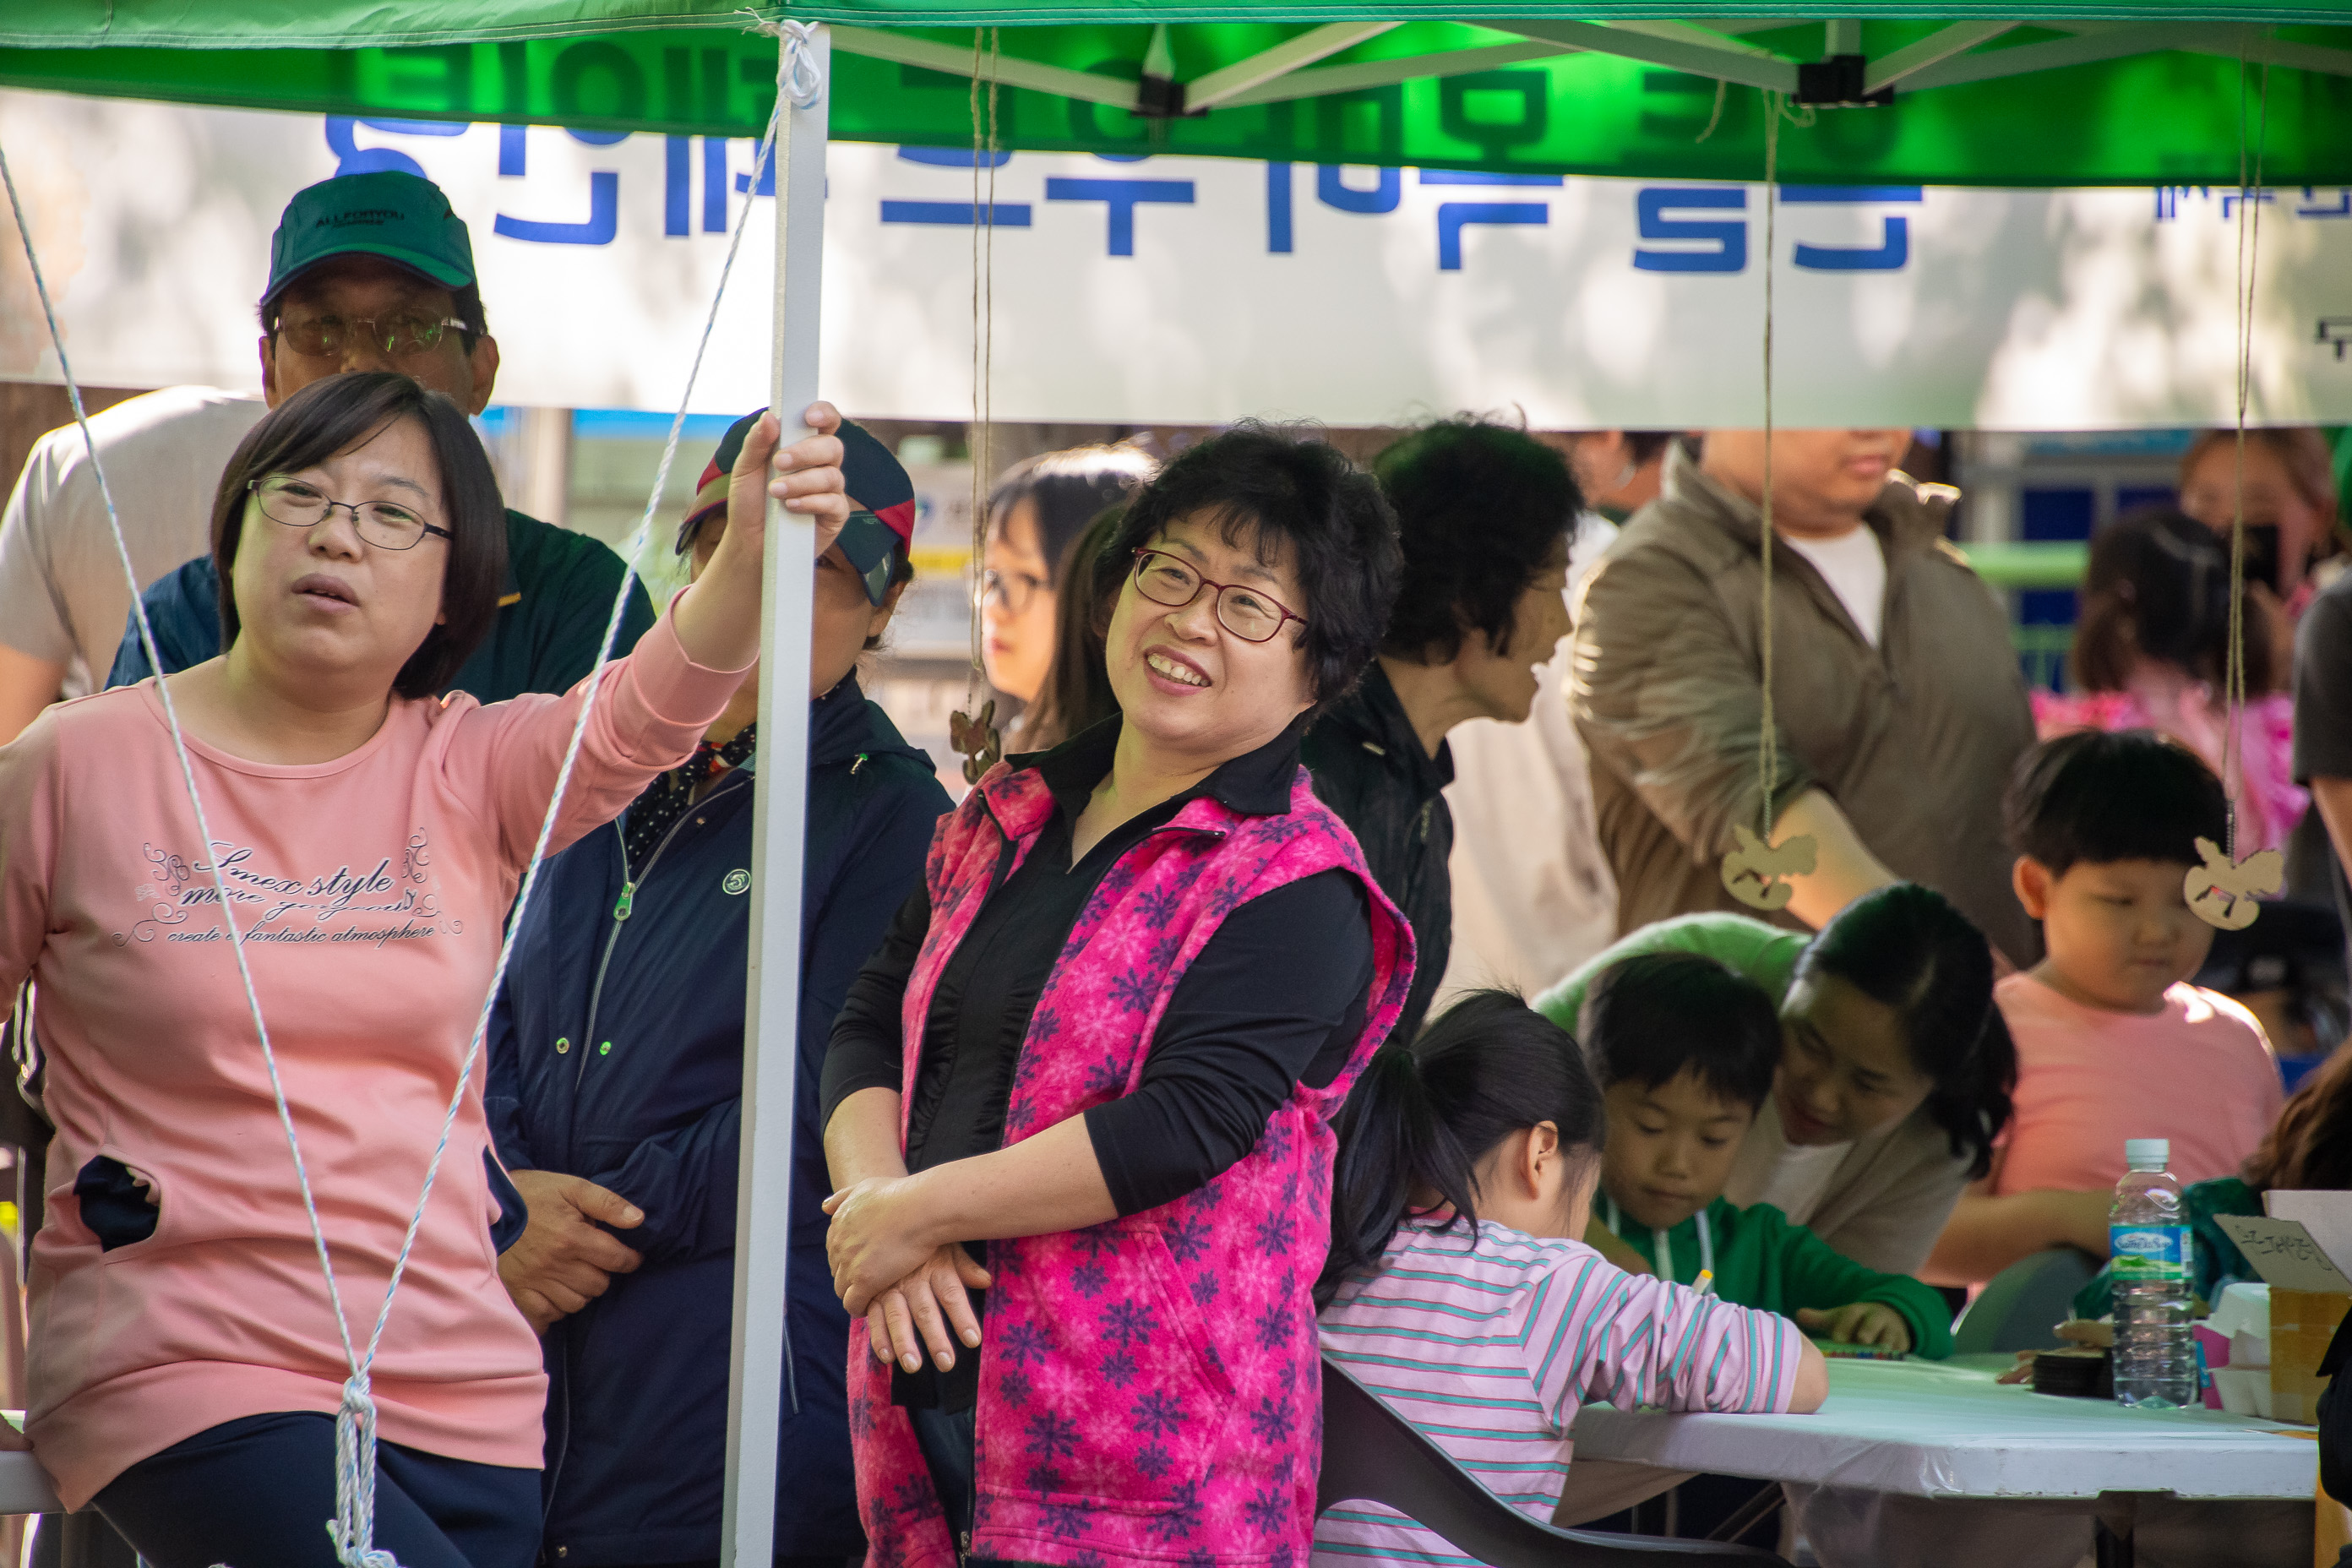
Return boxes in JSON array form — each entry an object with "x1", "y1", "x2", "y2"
[{"x1": 849, "y1": 754, "x2": 1412, "y2": 1567}]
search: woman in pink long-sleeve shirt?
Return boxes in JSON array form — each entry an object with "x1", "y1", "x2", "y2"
[{"x1": 0, "y1": 373, "x2": 846, "y2": 1566}]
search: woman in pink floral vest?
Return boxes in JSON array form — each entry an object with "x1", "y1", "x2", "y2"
[{"x1": 821, "y1": 426, "x2": 1413, "y2": 1568}]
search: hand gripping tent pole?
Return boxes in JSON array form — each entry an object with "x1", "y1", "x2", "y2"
[{"x1": 723, "y1": 21, "x2": 828, "y2": 1565}]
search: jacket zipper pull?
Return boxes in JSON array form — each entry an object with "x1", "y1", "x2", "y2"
[
  {"x1": 852, "y1": 751, "x2": 868, "y2": 775},
  {"x1": 613, "y1": 880, "x2": 635, "y2": 921}
]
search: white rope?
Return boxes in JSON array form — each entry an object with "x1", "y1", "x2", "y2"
[
  {"x1": 745, "y1": 14, "x2": 825, "y2": 110},
  {"x1": 0, "y1": 74, "x2": 787, "y2": 1561}
]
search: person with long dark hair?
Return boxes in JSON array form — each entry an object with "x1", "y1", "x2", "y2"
[
  {"x1": 0, "y1": 371, "x2": 848, "y2": 1565},
  {"x1": 1015, "y1": 504, "x2": 1126, "y2": 752},
  {"x1": 978, "y1": 444, "x2": 1156, "y2": 723},
  {"x1": 2038, "y1": 507, "x2": 2301, "y2": 854},
  {"x1": 1534, "y1": 884, "x2": 2013, "y2": 1277},
  {"x1": 820, "y1": 425, "x2": 1411, "y2": 1566},
  {"x1": 1316, "y1": 992, "x2": 1823, "y2": 1566}
]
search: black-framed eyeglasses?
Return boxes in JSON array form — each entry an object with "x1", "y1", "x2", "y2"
[
  {"x1": 1130, "y1": 547, "x2": 1306, "y2": 644},
  {"x1": 980, "y1": 566, "x2": 1050, "y2": 614},
  {"x1": 250, "y1": 476, "x2": 453, "y2": 551},
  {"x1": 273, "y1": 313, "x2": 469, "y2": 360}
]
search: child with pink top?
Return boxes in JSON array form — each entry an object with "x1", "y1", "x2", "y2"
[
  {"x1": 1315, "y1": 993, "x2": 1823, "y2": 1565},
  {"x1": 0, "y1": 373, "x2": 847, "y2": 1566},
  {"x1": 1927, "y1": 730, "x2": 2283, "y2": 1287}
]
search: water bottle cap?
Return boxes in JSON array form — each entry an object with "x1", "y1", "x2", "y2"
[{"x1": 2125, "y1": 1138, "x2": 2170, "y2": 1169}]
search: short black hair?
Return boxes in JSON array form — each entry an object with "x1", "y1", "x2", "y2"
[
  {"x1": 1108, "y1": 422, "x2": 1401, "y2": 709},
  {"x1": 1582, "y1": 952, "x2": 1781, "y2": 1111},
  {"x1": 2073, "y1": 506, "x2": 2276, "y2": 694},
  {"x1": 2005, "y1": 728, "x2": 2229, "y2": 878},
  {"x1": 1372, "y1": 420, "x2": 1579, "y2": 662},
  {"x1": 212, "y1": 371, "x2": 507, "y2": 700}
]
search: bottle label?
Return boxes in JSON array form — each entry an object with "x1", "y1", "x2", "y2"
[{"x1": 2110, "y1": 1223, "x2": 2191, "y2": 1281}]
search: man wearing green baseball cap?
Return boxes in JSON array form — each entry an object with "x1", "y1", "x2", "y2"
[{"x1": 104, "y1": 169, "x2": 655, "y2": 697}]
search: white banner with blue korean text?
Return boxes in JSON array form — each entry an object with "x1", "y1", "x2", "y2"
[{"x1": 3, "y1": 89, "x2": 2349, "y2": 429}]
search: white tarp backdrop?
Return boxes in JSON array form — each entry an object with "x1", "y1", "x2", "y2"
[{"x1": 4, "y1": 87, "x2": 2350, "y2": 428}]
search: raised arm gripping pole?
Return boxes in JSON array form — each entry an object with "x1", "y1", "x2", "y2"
[{"x1": 721, "y1": 19, "x2": 829, "y2": 1565}]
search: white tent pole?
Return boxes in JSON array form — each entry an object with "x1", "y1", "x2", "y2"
[{"x1": 724, "y1": 22, "x2": 830, "y2": 1566}]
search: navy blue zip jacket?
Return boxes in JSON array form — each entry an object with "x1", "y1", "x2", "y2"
[{"x1": 486, "y1": 673, "x2": 950, "y2": 1564}]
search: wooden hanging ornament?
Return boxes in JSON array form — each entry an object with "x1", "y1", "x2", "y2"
[
  {"x1": 949, "y1": 26, "x2": 1004, "y2": 790},
  {"x1": 1720, "y1": 90, "x2": 1816, "y2": 915},
  {"x1": 950, "y1": 699, "x2": 1003, "y2": 786},
  {"x1": 2191, "y1": 57, "x2": 2273, "y2": 934},
  {"x1": 2185, "y1": 837, "x2": 2282, "y2": 932}
]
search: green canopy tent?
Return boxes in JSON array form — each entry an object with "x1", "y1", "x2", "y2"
[
  {"x1": 6, "y1": 7, "x2": 2352, "y2": 183},
  {"x1": 3, "y1": 7, "x2": 2347, "y2": 1565}
]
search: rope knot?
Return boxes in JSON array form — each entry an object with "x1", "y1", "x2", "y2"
[
  {"x1": 743, "y1": 13, "x2": 826, "y2": 107},
  {"x1": 327, "y1": 1375, "x2": 400, "y2": 1568}
]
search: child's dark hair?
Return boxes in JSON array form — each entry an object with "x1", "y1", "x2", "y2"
[
  {"x1": 2005, "y1": 728, "x2": 2229, "y2": 879},
  {"x1": 1580, "y1": 953, "x2": 1780, "y2": 1110},
  {"x1": 1321, "y1": 992, "x2": 1604, "y2": 1306},
  {"x1": 2072, "y1": 507, "x2": 2277, "y2": 694},
  {"x1": 1794, "y1": 883, "x2": 2014, "y2": 1178}
]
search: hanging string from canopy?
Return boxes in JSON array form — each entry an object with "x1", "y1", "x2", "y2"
[{"x1": 2190, "y1": 51, "x2": 2284, "y2": 931}]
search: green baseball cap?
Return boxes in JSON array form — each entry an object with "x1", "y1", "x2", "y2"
[{"x1": 263, "y1": 171, "x2": 477, "y2": 313}]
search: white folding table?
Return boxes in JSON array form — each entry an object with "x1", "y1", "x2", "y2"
[
  {"x1": 1570, "y1": 1353, "x2": 2315, "y2": 1501},
  {"x1": 1567, "y1": 1354, "x2": 2318, "y2": 1566}
]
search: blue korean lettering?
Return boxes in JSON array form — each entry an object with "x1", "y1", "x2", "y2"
[
  {"x1": 705, "y1": 139, "x2": 731, "y2": 228},
  {"x1": 495, "y1": 172, "x2": 620, "y2": 245},
  {"x1": 1634, "y1": 188, "x2": 1746, "y2": 273},
  {"x1": 2219, "y1": 188, "x2": 2275, "y2": 220},
  {"x1": 1437, "y1": 202, "x2": 1545, "y2": 271},
  {"x1": 1783, "y1": 186, "x2": 1919, "y2": 272},
  {"x1": 879, "y1": 201, "x2": 1033, "y2": 228},
  {"x1": 665, "y1": 137, "x2": 690, "y2": 237},
  {"x1": 732, "y1": 143, "x2": 776, "y2": 199},
  {"x1": 325, "y1": 117, "x2": 464, "y2": 179},
  {"x1": 499, "y1": 124, "x2": 527, "y2": 177},
  {"x1": 1320, "y1": 166, "x2": 1402, "y2": 213},
  {"x1": 1043, "y1": 177, "x2": 1195, "y2": 257},
  {"x1": 1419, "y1": 170, "x2": 1562, "y2": 187},
  {"x1": 2296, "y1": 187, "x2": 2349, "y2": 218},
  {"x1": 897, "y1": 147, "x2": 1014, "y2": 168},
  {"x1": 1267, "y1": 163, "x2": 1294, "y2": 254}
]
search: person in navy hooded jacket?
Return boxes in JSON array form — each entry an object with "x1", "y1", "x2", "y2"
[{"x1": 486, "y1": 412, "x2": 951, "y2": 1566}]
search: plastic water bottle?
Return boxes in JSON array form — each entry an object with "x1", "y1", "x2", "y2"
[{"x1": 2110, "y1": 1138, "x2": 2196, "y2": 1409}]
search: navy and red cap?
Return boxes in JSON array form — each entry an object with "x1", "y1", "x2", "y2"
[{"x1": 676, "y1": 410, "x2": 916, "y2": 606}]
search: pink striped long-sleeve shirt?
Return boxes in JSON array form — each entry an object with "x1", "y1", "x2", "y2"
[{"x1": 1315, "y1": 1216, "x2": 1806, "y2": 1565}]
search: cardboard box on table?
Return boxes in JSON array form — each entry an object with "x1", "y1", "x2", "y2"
[{"x1": 2218, "y1": 1191, "x2": 2352, "y2": 1426}]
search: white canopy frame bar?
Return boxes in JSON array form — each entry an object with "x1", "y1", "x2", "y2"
[
  {"x1": 830, "y1": 14, "x2": 2352, "y2": 122},
  {"x1": 1184, "y1": 19, "x2": 1403, "y2": 111},
  {"x1": 1484, "y1": 19, "x2": 1801, "y2": 91},
  {"x1": 720, "y1": 22, "x2": 827, "y2": 1566},
  {"x1": 1864, "y1": 19, "x2": 2018, "y2": 91}
]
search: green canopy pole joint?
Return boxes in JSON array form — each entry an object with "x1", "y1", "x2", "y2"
[{"x1": 726, "y1": 19, "x2": 828, "y2": 1565}]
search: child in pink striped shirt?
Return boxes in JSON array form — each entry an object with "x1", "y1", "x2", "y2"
[{"x1": 1315, "y1": 993, "x2": 1825, "y2": 1565}]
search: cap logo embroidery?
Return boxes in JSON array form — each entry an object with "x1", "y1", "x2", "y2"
[{"x1": 722, "y1": 869, "x2": 751, "y2": 896}]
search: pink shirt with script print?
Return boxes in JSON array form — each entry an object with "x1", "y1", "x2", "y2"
[{"x1": 0, "y1": 602, "x2": 745, "y2": 1510}]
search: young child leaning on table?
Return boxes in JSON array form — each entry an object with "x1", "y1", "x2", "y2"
[
  {"x1": 1926, "y1": 729, "x2": 2283, "y2": 1288},
  {"x1": 1314, "y1": 993, "x2": 1827, "y2": 1567},
  {"x1": 1582, "y1": 953, "x2": 1957, "y2": 1358}
]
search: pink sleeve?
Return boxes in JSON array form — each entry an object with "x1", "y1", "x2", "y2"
[
  {"x1": 1526, "y1": 1248, "x2": 1805, "y2": 1421},
  {"x1": 0, "y1": 714, "x2": 61, "y2": 1001},
  {"x1": 450, "y1": 589, "x2": 751, "y2": 870}
]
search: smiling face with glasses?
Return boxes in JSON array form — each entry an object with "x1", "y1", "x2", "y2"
[{"x1": 1102, "y1": 514, "x2": 1318, "y2": 765}]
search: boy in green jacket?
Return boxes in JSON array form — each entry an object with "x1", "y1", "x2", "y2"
[{"x1": 1582, "y1": 950, "x2": 1954, "y2": 1358}]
